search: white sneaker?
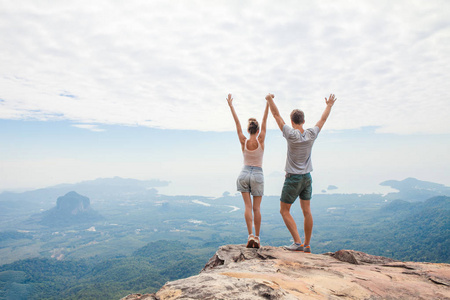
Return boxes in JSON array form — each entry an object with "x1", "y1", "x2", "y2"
[
  {"x1": 283, "y1": 243, "x2": 303, "y2": 251},
  {"x1": 253, "y1": 236, "x2": 260, "y2": 249},
  {"x1": 246, "y1": 234, "x2": 256, "y2": 248}
]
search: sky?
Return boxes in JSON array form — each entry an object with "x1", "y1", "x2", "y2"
[{"x1": 1, "y1": 0, "x2": 449, "y2": 197}]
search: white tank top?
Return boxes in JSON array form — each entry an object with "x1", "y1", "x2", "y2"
[{"x1": 243, "y1": 139, "x2": 264, "y2": 168}]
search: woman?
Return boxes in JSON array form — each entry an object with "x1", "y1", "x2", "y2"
[{"x1": 226, "y1": 93, "x2": 269, "y2": 248}]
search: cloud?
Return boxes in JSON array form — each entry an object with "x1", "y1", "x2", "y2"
[
  {"x1": 72, "y1": 124, "x2": 105, "y2": 132},
  {"x1": 0, "y1": 0, "x2": 449, "y2": 134},
  {"x1": 59, "y1": 92, "x2": 77, "y2": 99}
]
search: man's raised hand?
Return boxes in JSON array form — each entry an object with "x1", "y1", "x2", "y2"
[{"x1": 325, "y1": 94, "x2": 337, "y2": 107}]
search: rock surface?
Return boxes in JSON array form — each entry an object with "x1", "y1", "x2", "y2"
[{"x1": 122, "y1": 244, "x2": 450, "y2": 300}]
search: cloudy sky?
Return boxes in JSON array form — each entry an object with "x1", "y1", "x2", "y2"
[{"x1": 1, "y1": 0, "x2": 449, "y2": 196}]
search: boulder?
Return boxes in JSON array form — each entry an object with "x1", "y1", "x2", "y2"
[{"x1": 122, "y1": 244, "x2": 450, "y2": 299}]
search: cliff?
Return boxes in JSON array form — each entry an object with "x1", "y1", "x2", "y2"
[
  {"x1": 31, "y1": 191, "x2": 103, "y2": 227},
  {"x1": 122, "y1": 244, "x2": 450, "y2": 300}
]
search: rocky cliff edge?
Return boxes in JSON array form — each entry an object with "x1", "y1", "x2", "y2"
[{"x1": 122, "y1": 244, "x2": 450, "y2": 299}]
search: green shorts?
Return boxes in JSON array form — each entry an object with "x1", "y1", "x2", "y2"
[{"x1": 280, "y1": 173, "x2": 312, "y2": 204}]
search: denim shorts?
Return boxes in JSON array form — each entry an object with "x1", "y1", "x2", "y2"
[
  {"x1": 280, "y1": 173, "x2": 312, "y2": 204},
  {"x1": 236, "y1": 165, "x2": 264, "y2": 196}
]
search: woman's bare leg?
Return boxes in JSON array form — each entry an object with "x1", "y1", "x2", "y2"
[
  {"x1": 241, "y1": 192, "x2": 253, "y2": 235},
  {"x1": 252, "y1": 196, "x2": 262, "y2": 237}
]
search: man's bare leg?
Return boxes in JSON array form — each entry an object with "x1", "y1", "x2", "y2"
[
  {"x1": 300, "y1": 199, "x2": 313, "y2": 245},
  {"x1": 280, "y1": 201, "x2": 302, "y2": 244}
]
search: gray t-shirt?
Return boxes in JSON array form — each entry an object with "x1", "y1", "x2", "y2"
[{"x1": 282, "y1": 124, "x2": 320, "y2": 174}]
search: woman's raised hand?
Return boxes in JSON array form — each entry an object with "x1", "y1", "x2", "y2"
[
  {"x1": 265, "y1": 93, "x2": 274, "y2": 101},
  {"x1": 227, "y1": 93, "x2": 233, "y2": 106}
]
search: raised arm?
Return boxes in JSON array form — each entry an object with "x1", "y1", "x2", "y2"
[
  {"x1": 315, "y1": 94, "x2": 337, "y2": 130},
  {"x1": 226, "y1": 94, "x2": 246, "y2": 146},
  {"x1": 258, "y1": 102, "x2": 270, "y2": 144},
  {"x1": 265, "y1": 93, "x2": 285, "y2": 131}
]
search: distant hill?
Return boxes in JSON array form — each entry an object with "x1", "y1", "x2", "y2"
[
  {"x1": 380, "y1": 177, "x2": 450, "y2": 201},
  {"x1": 30, "y1": 192, "x2": 103, "y2": 227},
  {"x1": 0, "y1": 176, "x2": 170, "y2": 214},
  {"x1": 50, "y1": 177, "x2": 169, "y2": 194},
  {"x1": 321, "y1": 195, "x2": 450, "y2": 262}
]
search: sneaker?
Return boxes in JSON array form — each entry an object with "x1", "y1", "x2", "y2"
[
  {"x1": 303, "y1": 245, "x2": 311, "y2": 253},
  {"x1": 246, "y1": 234, "x2": 255, "y2": 248},
  {"x1": 283, "y1": 243, "x2": 304, "y2": 251},
  {"x1": 253, "y1": 236, "x2": 260, "y2": 249}
]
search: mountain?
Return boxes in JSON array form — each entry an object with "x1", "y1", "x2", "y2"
[
  {"x1": 49, "y1": 177, "x2": 169, "y2": 196},
  {"x1": 380, "y1": 177, "x2": 450, "y2": 201},
  {"x1": 0, "y1": 176, "x2": 169, "y2": 208},
  {"x1": 30, "y1": 191, "x2": 103, "y2": 227},
  {"x1": 56, "y1": 191, "x2": 91, "y2": 213},
  {"x1": 0, "y1": 177, "x2": 169, "y2": 227},
  {"x1": 122, "y1": 244, "x2": 450, "y2": 300}
]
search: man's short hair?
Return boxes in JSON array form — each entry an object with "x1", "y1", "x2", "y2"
[{"x1": 290, "y1": 109, "x2": 305, "y2": 125}]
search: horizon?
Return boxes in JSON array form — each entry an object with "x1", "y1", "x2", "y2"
[
  {"x1": 1, "y1": 1, "x2": 449, "y2": 197},
  {"x1": 2, "y1": 174, "x2": 448, "y2": 199},
  {"x1": 1, "y1": 119, "x2": 449, "y2": 197}
]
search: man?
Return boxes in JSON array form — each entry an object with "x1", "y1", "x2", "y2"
[{"x1": 265, "y1": 93, "x2": 337, "y2": 253}]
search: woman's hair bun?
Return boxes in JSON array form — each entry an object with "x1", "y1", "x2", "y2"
[{"x1": 247, "y1": 118, "x2": 259, "y2": 134}]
